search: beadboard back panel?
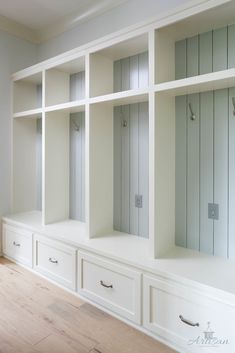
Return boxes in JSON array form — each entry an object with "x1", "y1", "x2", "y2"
[
  {"x1": 113, "y1": 52, "x2": 148, "y2": 92},
  {"x1": 69, "y1": 112, "x2": 85, "y2": 222},
  {"x1": 70, "y1": 72, "x2": 85, "y2": 101},
  {"x1": 114, "y1": 102, "x2": 149, "y2": 238},
  {"x1": 175, "y1": 24, "x2": 235, "y2": 79},
  {"x1": 175, "y1": 88, "x2": 235, "y2": 259}
]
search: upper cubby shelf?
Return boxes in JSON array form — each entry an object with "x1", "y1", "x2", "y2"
[
  {"x1": 45, "y1": 56, "x2": 85, "y2": 107},
  {"x1": 13, "y1": 72, "x2": 42, "y2": 114},
  {"x1": 89, "y1": 33, "x2": 149, "y2": 98},
  {"x1": 155, "y1": 1, "x2": 235, "y2": 94}
]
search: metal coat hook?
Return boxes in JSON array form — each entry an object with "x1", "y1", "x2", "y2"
[
  {"x1": 122, "y1": 120, "x2": 128, "y2": 127},
  {"x1": 188, "y1": 103, "x2": 196, "y2": 121},
  {"x1": 232, "y1": 97, "x2": 235, "y2": 116},
  {"x1": 72, "y1": 119, "x2": 80, "y2": 131}
]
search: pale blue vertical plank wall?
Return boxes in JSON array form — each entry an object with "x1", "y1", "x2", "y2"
[
  {"x1": 200, "y1": 92, "x2": 214, "y2": 254},
  {"x1": 70, "y1": 112, "x2": 85, "y2": 222},
  {"x1": 213, "y1": 27, "x2": 228, "y2": 72},
  {"x1": 138, "y1": 102, "x2": 149, "y2": 238},
  {"x1": 36, "y1": 118, "x2": 42, "y2": 211},
  {"x1": 174, "y1": 24, "x2": 235, "y2": 259},
  {"x1": 175, "y1": 96, "x2": 187, "y2": 247},
  {"x1": 187, "y1": 35, "x2": 199, "y2": 77},
  {"x1": 229, "y1": 88, "x2": 235, "y2": 259},
  {"x1": 228, "y1": 25, "x2": 235, "y2": 68},
  {"x1": 113, "y1": 51, "x2": 149, "y2": 92},
  {"x1": 175, "y1": 40, "x2": 186, "y2": 80},
  {"x1": 113, "y1": 102, "x2": 149, "y2": 238},
  {"x1": 113, "y1": 106, "x2": 122, "y2": 230},
  {"x1": 70, "y1": 71, "x2": 85, "y2": 101},
  {"x1": 214, "y1": 89, "x2": 228, "y2": 258},
  {"x1": 187, "y1": 94, "x2": 200, "y2": 250},
  {"x1": 121, "y1": 105, "x2": 130, "y2": 233},
  {"x1": 199, "y1": 31, "x2": 213, "y2": 74},
  {"x1": 129, "y1": 104, "x2": 139, "y2": 235}
]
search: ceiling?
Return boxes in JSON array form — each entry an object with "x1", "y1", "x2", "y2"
[{"x1": 0, "y1": 0, "x2": 128, "y2": 42}]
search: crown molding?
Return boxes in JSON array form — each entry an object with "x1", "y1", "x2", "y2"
[
  {"x1": 0, "y1": 14, "x2": 38, "y2": 43},
  {"x1": 36, "y1": 0, "x2": 128, "y2": 42}
]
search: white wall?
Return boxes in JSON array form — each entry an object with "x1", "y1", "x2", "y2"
[
  {"x1": 37, "y1": 0, "x2": 191, "y2": 60},
  {"x1": 0, "y1": 30, "x2": 37, "y2": 252}
]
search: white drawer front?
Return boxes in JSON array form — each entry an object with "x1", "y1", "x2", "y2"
[
  {"x1": 78, "y1": 251, "x2": 141, "y2": 324},
  {"x1": 143, "y1": 275, "x2": 235, "y2": 353},
  {"x1": 2, "y1": 224, "x2": 32, "y2": 267},
  {"x1": 34, "y1": 235, "x2": 76, "y2": 290}
]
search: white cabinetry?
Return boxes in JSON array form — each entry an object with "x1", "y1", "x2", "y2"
[
  {"x1": 2, "y1": 224, "x2": 33, "y2": 267},
  {"x1": 78, "y1": 251, "x2": 141, "y2": 323},
  {"x1": 34, "y1": 234, "x2": 77, "y2": 290}
]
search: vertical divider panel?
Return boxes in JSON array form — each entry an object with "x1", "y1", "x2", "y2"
[
  {"x1": 155, "y1": 93, "x2": 175, "y2": 257},
  {"x1": 214, "y1": 89, "x2": 228, "y2": 258},
  {"x1": 213, "y1": 27, "x2": 228, "y2": 72},
  {"x1": 229, "y1": 87, "x2": 235, "y2": 259},
  {"x1": 187, "y1": 35, "x2": 199, "y2": 78},
  {"x1": 187, "y1": 93, "x2": 200, "y2": 250},
  {"x1": 138, "y1": 102, "x2": 149, "y2": 238},
  {"x1": 129, "y1": 104, "x2": 139, "y2": 235},
  {"x1": 44, "y1": 112, "x2": 69, "y2": 224},
  {"x1": 36, "y1": 118, "x2": 42, "y2": 211},
  {"x1": 199, "y1": 31, "x2": 213, "y2": 75},
  {"x1": 200, "y1": 91, "x2": 214, "y2": 254},
  {"x1": 175, "y1": 95, "x2": 187, "y2": 247},
  {"x1": 88, "y1": 103, "x2": 113, "y2": 237}
]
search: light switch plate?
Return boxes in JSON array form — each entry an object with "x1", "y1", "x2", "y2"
[{"x1": 208, "y1": 203, "x2": 219, "y2": 220}]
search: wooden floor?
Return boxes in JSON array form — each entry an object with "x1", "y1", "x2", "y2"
[{"x1": 0, "y1": 258, "x2": 176, "y2": 353}]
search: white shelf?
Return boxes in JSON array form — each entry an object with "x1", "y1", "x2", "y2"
[
  {"x1": 89, "y1": 88, "x2": 149, "y2": 106},
  {"x1": 13, "y1": 108, "x2": 42, "y2": 119},
  {"x1": 45, "y1": 100, "x2": 86, "y2": 113},
  {"x1": 155, "y1": 68, "x2": 235, "y2": 96}
]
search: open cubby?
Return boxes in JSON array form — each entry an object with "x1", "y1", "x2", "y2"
[
  {"x1": 13, "y1": 116, "x2": 42, "y2": 215},
  {"x1": 44, "y1": 110, "x2": 86, "y2": 225},
  {"x1": 13, "y1": 73, "x2": 42, "y2": 113},
  {"x1": 89, "y1": 34, "x2": 148, "y2": 97},
  {"x1": 45, "y1": 56, "x2": 85, "y2": 107},
  {"x1": 88, "y1": 100, "x2": 149, "y2": 238}
]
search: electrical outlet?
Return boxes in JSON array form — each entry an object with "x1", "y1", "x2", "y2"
[
  {"x1": 135, "y1": 195, "x2": 143, "y2": 208},
  {"x1": 208, "y1": 203, "x2": 219, "y2": 220}
]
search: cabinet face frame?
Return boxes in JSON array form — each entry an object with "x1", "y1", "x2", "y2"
[{"x1": 11, "y1": 0, "x2": 233, "y2": 258}]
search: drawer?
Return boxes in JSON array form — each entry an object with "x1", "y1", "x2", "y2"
[
  {"x1": 78, "y1": 251, "x2": 141, "y2": 324},
  {"x1": 34, "y1": 235, "x2": 76, "y2": 290},
  {"x1": 143, "y1": 275, "x2": 235, "y2": 353},
  {"x1": 2, "y1": 224, "x2": 33, "y2": 267}
]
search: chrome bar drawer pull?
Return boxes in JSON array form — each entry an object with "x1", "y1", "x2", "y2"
[
  {"x1": 179, "y1": 315, "x2": 199, "y2": 327},
  {"x1": 100, "y1": 280, "x2": 113, "y2": 289},
  {"x1": 13, "y1": 241, "x2": 20, "y2": 247},
  {"x1": 49, "y1": 257, "x2": 58, "y2": 264}
]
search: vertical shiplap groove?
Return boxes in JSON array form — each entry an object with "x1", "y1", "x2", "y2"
[
  {"x1": 70, "y1": 112, "x2": 85, "y2": 222},
  {"x1": 113, "y1": 51, "x2": 148, "y2": 92},
  {"x1": 114, "y1": 102, "x2": 149, "y2": 238}
]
